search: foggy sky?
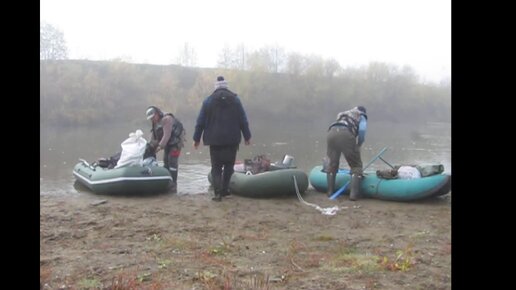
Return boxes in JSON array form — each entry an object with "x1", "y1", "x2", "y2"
[{"x1": 40, "y1": 0, "x2": 451, "y2": 83}]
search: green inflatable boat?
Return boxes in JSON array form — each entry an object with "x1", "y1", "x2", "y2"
[
  {"x1": 209, "y1": 169, "x2": 309, "y2": 198},
  {"x1": 73, "y1": 160, "x2": 172, "y2": 195},
  {"x1": 309, "y1": 165, "x2": 451, "y2": 201}
]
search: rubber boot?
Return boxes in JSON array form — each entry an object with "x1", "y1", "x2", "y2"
[
  {"x1": 221, "y1": 184, "x2": 231, "y2": 197},
  {"x1": 167, "y1": 181, "x2": 177, "y2": 193},
  {"x1": 212, "y1": 189, "x2": 222, "y2": 202},
  {"x1": 221, "y1": 189, "x2": 231, "y2": 197},
  {"x1": 167, "y1": 170, "x2": 177, "y2": 193},
  {"x1": 326, "y1": 172, "x2": 336, "y2": 197},
  {"x1": 171, "y1": 170, "x2": 178, "y2": 185},
  {"x1": 221, "y1": 171, "x2": 233, "y2": 197},
  {"x1": 349, "y1": 174, "x2": 361, "y2": 201},
  {"x1": 211, "y1": 173, "x2": 222, "y2": 202}
]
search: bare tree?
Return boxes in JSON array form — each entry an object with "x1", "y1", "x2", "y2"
[
  {"x1": 269, "y1": 45, "x2": 285, "y2": 73},
  {"x1": 247, "y1": 45, "x2": 285, "y2": 73},
  {"x1": 285, "y1": 52, "x2": 305, "y2": 76},
  {"x1": 247, "y1": 49, "x2": 272, "y2": 72},
  {"x1": 216, "y1": 43, "x2": 247, "y2": 70},
  {"x1": 217, "y1": 45, "x2": 233, "y2": 69},
  {"x1": 40, "y1": 22, "x2": 68, "y2": 60},
  {"x1": 304, "y1": 55, "x2": 325, "y2": 77},
  {"x1": 176, "y1": 42, "x2": 197, "y2": 67},
  {"x1": 324, "y1": 58, "x2": 342, "y2": 78},
  {"x1": 236, "y1": 44, "x2": 246, "y2": 70}
]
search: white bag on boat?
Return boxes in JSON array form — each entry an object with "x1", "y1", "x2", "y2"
[
  {"x1": 114, "y1": 129, "x2": 147, "y2": 168},
  {"x1": 397, "y1": 166, "x2": 422, "y2": 179}
]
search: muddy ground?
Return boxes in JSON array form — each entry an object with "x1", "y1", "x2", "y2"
[{"x1": 40, "y1": 188, "x2": 451, "y2": 290}]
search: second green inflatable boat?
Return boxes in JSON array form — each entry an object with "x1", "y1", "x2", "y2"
[{"x1": 209, "y1": 169, "x2": 309, "y2": 198}]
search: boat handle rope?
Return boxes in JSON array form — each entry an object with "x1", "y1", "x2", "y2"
[{"x1": 293, "y1": 175, "x2": 341, "y2": 216}]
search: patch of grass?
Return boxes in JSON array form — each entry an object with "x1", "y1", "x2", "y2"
[
  {"x1": 161, "y1": 236, "x2": 191, "y2": 252},
  {"x1": 137, "y1": 272, "x2": 152, "y2": 282},
  {"x1": 379, "y1": 244, "x2": 416, "y2": 272},
  {"x1": 330, "y1": 253, "x2": 381, "y2": 273},
  {"x1": 108, "y1": 269, "x2": 166, "y2": 290},
  {"x1": 144, "y1": 233, "x2": 164, "y2": 253},
  {"x1": 196, "y1": 271, "x2": 275, "y2": 290},
  {"x1": 77, "y1": 277, "x2": 101, "y2": 289},
  {"x1": 146, "y1": 233, "x2": 162, "y2": 242},
  {"x1": 157, "y1": 259, "x2": 172, "y2": 269},
  {"x1": 410, "y1": 230, "x2": 430, "y2": 239},
  {"x1": 195, "y1": 248, "x2": 233, "y2": 268},
  {"x1": 209, "y1": 241, "x2": 232, "y2": 256},
  {"x1": 335, "y1": 243, "x2": 358, "y2": 256},
  {"x1": 323, "y1": 243, "x2": 382, "y2": 273},
  {"x1": 109, "y1": 270, "x2": 140, "y2": 290},
  {"x1": 194, "y1": 270, "x2": 218, "y2": 287},
  {"x1": 229, "y1": 272, "x2": 273, "y2": 290}
]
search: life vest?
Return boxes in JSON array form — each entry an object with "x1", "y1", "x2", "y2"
[
  {"x1": 328, "y1": 107, "x2": 367, "y2": 137},
  {"x1": 152, "y1": 113, "x2": 185, "y2": 148}
]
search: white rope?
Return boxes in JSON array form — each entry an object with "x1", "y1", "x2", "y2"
[{"x1": 292, "y1": 175, "x2": 342, "y2": 216}]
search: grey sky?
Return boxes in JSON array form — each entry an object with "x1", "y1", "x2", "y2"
[{"x1": 40, "y1": 0, "x2": 451, "y2": 83}]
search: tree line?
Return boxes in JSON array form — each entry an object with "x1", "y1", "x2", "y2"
[
  {"x1": 40, "y1": 23, "x2": 450, "y2": 128},
  {"x1": 40, "y1": 59, "x2": 450, "y2": 128}
]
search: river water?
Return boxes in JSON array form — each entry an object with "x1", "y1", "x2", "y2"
[{"x1": 40, "y1": 121, "x2": 451, "y2": 197}]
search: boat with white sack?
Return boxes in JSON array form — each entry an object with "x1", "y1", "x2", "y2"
[
  {"x1": 73, "y1": 159, "x2": 172, "y2": 195},
  {"x1": 72, "y1": 129, "x2": 172, "y2": 195}
]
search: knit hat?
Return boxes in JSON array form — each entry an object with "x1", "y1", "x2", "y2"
[{"x1": 214, "y1": 76, "x2": 228, "y2": 89}]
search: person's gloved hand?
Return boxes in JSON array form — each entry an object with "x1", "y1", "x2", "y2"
[{"x1": 149, "y1": 140, "x2": 159, "y2": 148}]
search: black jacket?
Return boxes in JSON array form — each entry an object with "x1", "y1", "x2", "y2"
[{"x1": 193, "y1": 88, "x2": 251, "y2": 146}]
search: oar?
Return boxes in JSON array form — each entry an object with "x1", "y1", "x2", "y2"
[
  {"x1": 329, "y1": 147, "x2": 388, "y2": 200},
  {"x1": 379, "y1": 156, "x2": 395, "y2": 169}
]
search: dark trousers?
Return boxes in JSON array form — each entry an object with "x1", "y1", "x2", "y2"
[
  {"x1": 164, "y1": 146, "x2": 179, "y2": 183},
  {"x1": 326, "y1": 126, "x2": 363, "y2": 175},
  {"x1": 209, "y1": 144, "x2": 239, "y2": 193}
]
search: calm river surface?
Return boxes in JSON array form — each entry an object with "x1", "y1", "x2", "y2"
[{"x1": 40, "y1": 121, "x2": 451, "y2": 196}]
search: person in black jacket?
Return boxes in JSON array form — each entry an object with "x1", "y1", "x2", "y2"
[{"x1": 193, "y1": 76, "x2": 252, "y2": 201}]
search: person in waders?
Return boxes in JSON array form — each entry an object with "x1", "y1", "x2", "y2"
[
  {"x1": 325, "y1": 106, "x2": 367, "y2": 201},
  {"x1": 146, "y1": 105, "x2": 185, "y2": 193}
]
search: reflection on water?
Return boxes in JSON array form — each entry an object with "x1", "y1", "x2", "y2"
[
  {"x1": 175, "y1": 162, "x2": 212, "y2": 195},
  {"x1": 41, "y1": 121, "x2": 451, "y2": 197}
]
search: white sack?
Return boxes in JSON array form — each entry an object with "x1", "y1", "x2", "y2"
[
  {"x1": 114, "y1": 129, "x2": 147, "y2": 168},
  {"x1": 397, "y1": 166, "x2": 422, "y2": 179}
]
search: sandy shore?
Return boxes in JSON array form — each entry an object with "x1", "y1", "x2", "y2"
[{"x1": 40, "y1": 189, "x2": 451, "y2": 289}]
